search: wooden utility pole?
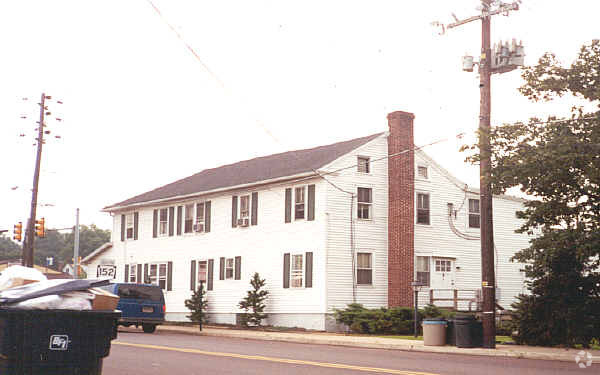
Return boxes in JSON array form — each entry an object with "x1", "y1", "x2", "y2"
[
  {"x1": 22, "y1": 93, "x2": 47, "y2": 267},
  {"x1": 478, "y1": 1, "x2": 496, "y2": 349},
  {"x1": 436, "y1": 0, "x2": 524, "y2": 349}
]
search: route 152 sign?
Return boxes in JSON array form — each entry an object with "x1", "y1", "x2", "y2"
[{"x1": 97, "y1": 265, "x2": 116, "y2": 279}]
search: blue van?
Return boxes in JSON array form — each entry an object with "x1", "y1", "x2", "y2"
[{"x1": 102, "y1": 283, "x2": 165, "y2": 333}]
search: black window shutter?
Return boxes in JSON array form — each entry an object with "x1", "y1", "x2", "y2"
[
  {"x1": 283, "y1": 253, "x2": 290, "y2": 288},
  {"x1": 168, "y1": 207, "x2": 175, "y2": 236},
  {"x1": 305, "y1": 252, "x2": 313, "y2": 288},
  {"x1": 137, "y1": 264, "x2": 142, "y2": 284},
  {"x1": 153, "y1": 210, "x2": 158, "y2": 238},
  {"x1": 232, "y1": 196, "x2": 238, "y2": 227},
  {"x1": 190, "y1": 260, "x2": 196, "y2": 291},
  {"x1": 207, "y1": 259, "x2": 214, "y2": 290},
  {"x1": 133, "y1": 212, "x2": 139, "y2": 240},
  {"x1": 144, "y1": 263, "x2": 149, "y2": 284},
  {"x1": 124, "y1": 264, "x2": 129, "y2": 282},
  {"x1": 285, "y1": 188, "x2": 292, "y2": 223},
  {"x1": 204, "y1": 201, "x2": 211, "y2": 233},
  {"x1": 308, "y1": 185, "x2": 315, "y2": 221},
  {"x1": 120, "y1": 214, "x2": 125, "y2": 242},
  {"x1": 167, "y1": 261, "x2": 173, "y2": 291},
  {"x1": 219, "y1": 257, "x2": 225, "y2": 280},
  {"x1": 251, "y1": 192, "x2": 258, "y2": 226},
  {"x1": 234, "y1": 256, "x2": 241, "y2": 280},
  {"x1": 177, "y1": 206, "x2": 183, "y2": 236}
]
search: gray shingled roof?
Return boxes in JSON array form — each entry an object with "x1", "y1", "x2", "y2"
[{"x1": 105, "y1": 132, "x2": 384, "y2": 210}]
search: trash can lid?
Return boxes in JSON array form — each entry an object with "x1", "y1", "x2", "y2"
[
  {"x1": 422, "y1": 319, "x2": 447, "y2": 325},
  {"x1": 454, "y1": 314, "x2": 477, "y2": 321}
]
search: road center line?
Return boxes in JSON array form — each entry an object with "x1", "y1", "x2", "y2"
[{"x1": 113, "y1": 341, "x2": 439, "y2": 375}]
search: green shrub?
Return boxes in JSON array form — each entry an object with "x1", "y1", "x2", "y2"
[{"x1": 333, "y1": 304, "x2": 419, "y2": 335}]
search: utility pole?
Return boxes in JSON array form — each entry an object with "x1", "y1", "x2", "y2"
[
  {"x1": 20, "y1": 93, "x2": 62, "y2": 267},
  {"x1": 74, "y1": 208, "x2": 80, "y2": 279},
  {"x1": 432, "y1": 1, "x2": 524, "y2": 348},
  {"x1": 23, "y1": 93, "x2": 47, "y2": 268}
]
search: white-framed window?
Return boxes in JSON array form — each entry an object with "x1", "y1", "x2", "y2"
[
  {"x1": 225, "y1": 258, "x2": 234, "y2": 280},
  {"x1": 357, "y1": 156, "x2": 370, "y2": 173},
  {"x1": 129, "y1": 263, "x2": 137, "y2": 283},
  {"x1": 184, "y1": 204, "x2": 194, "y2": 233},
  {"x1": 416, "y1": 256, "x2": 430, "y2": 286},
  {"x1": 149, "y1": 262, "x2": 168, "y2": 290},
  {"x1": 356, "y1": 252, "x2": 372, "y2": 285},
  {"x1": 435, "y1": 259, "x2": 452, "y2": 273},
  {"x1": 357, "y1": 187, "x2": 372, "y2": 219},
  {"x1": 239, "y1": 195, "x2": 250, "y2": 219},
  {"x1": 291, "y1": 254, "x2": 304, "y2": 288},
  {"x1": 295, "y1": 186, "x2": 305, "y2": 220},
  {"x1": 417, "y1": 165, "x2": 429, "y2": 179},
  {"x1": 159, "y1": 208, "x2": 169, "y2": 236},
  {"x1": 196, "y1": 202, "x2": 205, "y2": 231},
  {"x1": 125, "y1": 214, "x2": 134, "y2": 239},
  {"x1": 416, "y1": 193, "x2": 430, "y2": 225},
  {"x1": 468, "y1": 199, "x2": 480, "y2": 229},
  {"x1": 198, "y1": 260, "x2": 207, "y2": 284}
]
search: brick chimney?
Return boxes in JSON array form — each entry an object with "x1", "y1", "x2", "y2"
[{"x1": 387, "y1": 111, "x2": 415, "y2": 307}]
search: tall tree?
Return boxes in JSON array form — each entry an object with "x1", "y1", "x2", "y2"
[
  {"x1": 0, "y1": 236, "x2": 22, "y2": 261},
  {"x1": 58, "y1": 224, "x2": 111, "y2": 264},
  {"x1": 463, "y1": 40, "x2": 600, "y2": 346}
]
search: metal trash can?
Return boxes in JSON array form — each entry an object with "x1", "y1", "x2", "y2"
[
  {"x1": 0, "y1": 308, "x2": 121, "y2": 375},
  {"x1": 454, "y1": 314, "x2": 483, "y2": 348},
  {"x1": 422, "y1": 318, "x2": 447, "y2": 346}
]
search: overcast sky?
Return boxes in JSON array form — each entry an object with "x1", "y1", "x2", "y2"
[{"x1": 1, "y1": 0, "x2": 597, "y2": 235}]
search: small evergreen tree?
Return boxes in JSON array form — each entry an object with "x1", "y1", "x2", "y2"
[
  {"x1": 238, "y1": 272, "x2": 269, "y2": 327},
  {"x1": 185, "y1": 282, "x2": 208, "y2": 330}
]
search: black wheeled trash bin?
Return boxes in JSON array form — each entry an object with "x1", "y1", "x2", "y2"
[
  {"x1": 446, "y1": 319, "x2": 456, "y2": 346},
  {"x1": 0, "y1": 308, "x2": 121, "y2": 375},
  {"x1": 454, "y1": 314, "x2": 483, "y2": 348}
]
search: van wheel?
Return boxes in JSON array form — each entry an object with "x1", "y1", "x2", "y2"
[{"x1": 142, "y1": 324, "x2": 157, "y2": 333}]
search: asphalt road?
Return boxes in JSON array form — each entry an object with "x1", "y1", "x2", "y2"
[{"x1": 103, "y1": 328, "x2": 592, "y2": 375}]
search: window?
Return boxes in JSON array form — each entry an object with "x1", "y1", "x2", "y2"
[
  {"x1": 149, "y1": 262, "x2": 168, "y2": 289},
  {"x1": 129, "y1": 263, "x2": 137, "y2": 283},
  {"x1": 196, "y1": 202, "x2": 205, "y2": 231},
  {"x1": 240, "y1": 195, "x2": 250, "y2": 219},
  {"x1": 184, "y1": 204, "x2": 194, "y2": 233},
  {"x1": 198, "y1": 260, "x2": 207, "y2": 283},
  {"x1": 126, "y1": 214, "x2": 134, "y2": 239},
  {"x1": 356, "y1": 252, "x2": 372, "y2": 285},
  {"x1": 225, "y1": 258, "x2": 234, "y2": 280},
  {"x1": 295, "y1": 187, "x2": 305, "y2": 219},
  {"x1": 416, "y1": 256, "x2": 430, "y2": 286},
  {"x1": 468, "y1": 199, "x2": 480, "y2": 228},
  {"x1": 291, "y1": 254, "x2": 303, "y2": 287},
  {"x1": 435, "y1": 259, "x2": 452, "y2": 273},
  {"x1": 416, "y1": 193, "x2": 430, "y2": 225},
  {"x1": 159, "y1": 208, "x2": 168, "y2": 236},
  {"x1": 417, "y1": 166, "x2": 428, "y2": 179},
  {"x1": 357, "y1": 156, "x2": 370, "y2": 173},
  {"x1": 357, "y1": 187, "x2": 372, "y2": 219}
]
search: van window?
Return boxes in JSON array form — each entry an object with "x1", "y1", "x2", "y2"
[{"x1": 117, "y1": 285, "x2": 163, "y2": 302}]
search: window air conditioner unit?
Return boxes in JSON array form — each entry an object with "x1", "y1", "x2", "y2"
[
  {"x1": 237, "y1": 218, "x2": 249, "y2": 227},
  {"x1": 193, "y1": 223, "x2": 204, "y2": 232}
]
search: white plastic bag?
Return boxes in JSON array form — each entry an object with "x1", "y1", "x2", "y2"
[{"x1": 0, "y1": 265, "x2": 47, "y2": 291}]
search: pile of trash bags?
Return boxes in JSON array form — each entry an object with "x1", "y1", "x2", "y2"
[{"x1": 0, "y1": 265, "x2": 112, "y2": 310}]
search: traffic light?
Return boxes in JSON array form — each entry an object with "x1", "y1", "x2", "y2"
[
  {"x1": 13, "y1": 222, "x2": 22, "y2": 242},
  {"x1": 35, "y1": 218, "x2": 45, "y2": 237}
]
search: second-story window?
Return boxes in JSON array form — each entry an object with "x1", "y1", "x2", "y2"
[
  {"x1": 240, "y1": 195, "x2": 250, "y2": 219},
  {"x1": 184, "y1": 204, "x2": 194, "y2": 233},
  {"x1": 417, "y1": 166, "x2": 429, "y2": 179},
  {"x1": 358, "y1": 156, "x2": 370, "y2": 173},
  {"x1": 126, "y1": 214, "x2": 134, "y2": 239},
  {"x1": 417, "y1": 193, "x2": 430, "y2": 225},
  {"x1": 295, "y1": 187, "x2": 305, "y2": 219},
  {"x1": 469, "y1": 199, "x2": 480, "y2": 228},
  {"x1": 357, "y1": 187, "x2": 372, "y2": 219},
  {"x1": 159, "y1": 208, "x2": 168, "y2": 236}
]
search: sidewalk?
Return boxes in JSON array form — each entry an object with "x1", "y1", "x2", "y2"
[{"x1": 156, "y1": 325, "x2": 600, "y2": 363}]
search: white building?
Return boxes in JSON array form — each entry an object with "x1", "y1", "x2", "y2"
[{"x1": 88, "y1": 111, "x2": 531, "y2": 331}]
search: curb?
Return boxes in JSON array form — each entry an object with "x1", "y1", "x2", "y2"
[{"x1": 154, "y1": 326, "x2": 598, "y2": 363}]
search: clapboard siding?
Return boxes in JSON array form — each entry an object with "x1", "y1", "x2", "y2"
[{"x1": 103, "y1": 179, "x2": 328, "y2": 327}]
